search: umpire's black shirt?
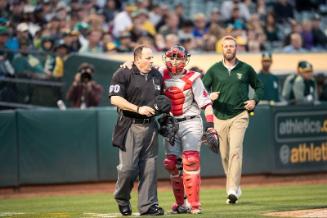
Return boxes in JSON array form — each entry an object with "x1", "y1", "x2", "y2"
[
  {"x1": 109, "y1": 65, "x2": 163, "y2": 118},
  {"x1": 109, "y1": 65, "x2": 163, "y2": 150}
]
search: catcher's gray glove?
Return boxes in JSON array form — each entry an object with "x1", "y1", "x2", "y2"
[
  {"x1": 204, "y1": 128, "x2": 219, "y2": 153},
  {"x1": 158, "y1": 114, "x2": 179, "y2": 145}
]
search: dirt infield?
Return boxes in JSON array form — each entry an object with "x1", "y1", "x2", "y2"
[
  {"x1": 265, "y1": 208, "x2": 327, "y2": 218},
  {"x1": 1, "y1": 173, "x2": 327, "y2": 199}
]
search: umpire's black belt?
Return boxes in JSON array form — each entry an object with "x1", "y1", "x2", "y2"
[
  {"x1": 176, "y1": 115, "x2": 198, "y2": 122},
  {"x1": 132, "y1": 117, "x2": 154, "y2": 124}
]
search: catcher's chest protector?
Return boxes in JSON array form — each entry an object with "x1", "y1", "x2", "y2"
[{"x1": 163, "y1": 70, "x2": 201, "y2": 116}]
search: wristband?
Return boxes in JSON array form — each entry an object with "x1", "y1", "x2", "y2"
[
  {"x1": 136, "y1": 106, "x2": 140, "y2": 113},
  {"x1": 205, "y1": 114, "x2": 214, "y2": 123}
]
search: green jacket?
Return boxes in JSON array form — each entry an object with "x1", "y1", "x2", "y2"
[
  {"x1": 257, "y1": 71, "x2": 280, "y2": 102},
  {"x1": 202, "y1": 60, "x2": 264, "y2": 120}
]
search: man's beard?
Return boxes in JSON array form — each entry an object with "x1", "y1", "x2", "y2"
[{"x1": 223, "y1": 51, "x2": 236, "y2": 61}]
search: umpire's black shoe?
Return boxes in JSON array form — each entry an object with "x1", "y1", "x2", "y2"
[
  {"x1": 141, "y1": 204, "x2": 164, "y2": 216},
  {"x1": 118, "y1": 204, "x2": 132, "y2": 216}
]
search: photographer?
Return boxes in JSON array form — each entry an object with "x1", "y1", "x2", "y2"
[{"x1": 66, "y1": 63, "x2": 103, "y2": 108}]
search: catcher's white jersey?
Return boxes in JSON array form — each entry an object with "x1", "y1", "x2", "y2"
[{"x1": 161, "y1": 69, "x2": 211, "y2": 118}]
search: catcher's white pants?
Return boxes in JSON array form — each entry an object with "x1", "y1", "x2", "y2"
[{"x1": 164, "y1": 116, "x2": 203, "y2": 156}]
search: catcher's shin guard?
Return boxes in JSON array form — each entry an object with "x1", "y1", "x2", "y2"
[
  {"x1": 164, "y1": 155, "x2": 185, "y2": 206},
  {"x1": 182, "y1": 151, "x2": 201, "y2": 209}
]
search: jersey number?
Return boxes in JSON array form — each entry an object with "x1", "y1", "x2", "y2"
[{"x1": 109, "y1": 85, "x2": 120, "y2": 93}]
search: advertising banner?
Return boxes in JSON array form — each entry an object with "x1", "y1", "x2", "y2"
[{"x1": 274, "y1": 109, "x2": 327, "y2": 172}]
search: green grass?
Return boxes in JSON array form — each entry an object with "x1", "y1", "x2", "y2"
[{"x1": 0, "y1": 183, "x2": 326, "y2": 218}]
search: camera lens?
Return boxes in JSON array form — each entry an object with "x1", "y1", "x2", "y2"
[{"x1": 81, "y1": 72, "x2": 92, "y2": 82}]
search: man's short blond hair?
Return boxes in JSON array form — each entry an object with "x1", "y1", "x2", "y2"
[{"x1": 221, "y1": 35, "x2": 237, "y2": 46}]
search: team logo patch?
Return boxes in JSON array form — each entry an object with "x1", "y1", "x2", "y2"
[
  {"x1": 237, "y1": 73, "x2": 242, "y2": 80},
  {"x1": 203, "y1": 90, "x2": 208, "y2": 97}
]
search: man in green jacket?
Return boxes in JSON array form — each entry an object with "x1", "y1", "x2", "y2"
[{"x1": 202, "y1": 35, "x2": 264, "y2": 204}]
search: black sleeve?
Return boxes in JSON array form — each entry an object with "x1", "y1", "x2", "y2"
[{"x1": 108, "y1": 68, "x2": 129, "y2": 98}]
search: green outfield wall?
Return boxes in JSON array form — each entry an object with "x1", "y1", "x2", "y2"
[{"x1": 1, "y1": 104, "x2": 327, "y2": 187}]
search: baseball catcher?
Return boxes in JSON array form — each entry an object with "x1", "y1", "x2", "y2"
[{"x1": 159, "y1": 45, "x2": 217, "y2": 214}]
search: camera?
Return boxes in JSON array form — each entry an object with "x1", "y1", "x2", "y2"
[
  {"x1": 78, "y1": 64, "x2": 94, "y2": 83},
  {"x1": 80, "y1": 70, "x2": 92, "y2": 83}
]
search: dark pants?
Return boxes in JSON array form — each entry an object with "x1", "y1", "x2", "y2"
[{"x1": 114, "y1": 121, "x2": 159, "y2": 214}]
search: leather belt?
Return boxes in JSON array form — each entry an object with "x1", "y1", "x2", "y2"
[
  {"x1": 176, "y1": 115, "x2": 198, "y2": 122},
  {"x1": 132, "y1": 117, "x2": 153, "y2": 124}
]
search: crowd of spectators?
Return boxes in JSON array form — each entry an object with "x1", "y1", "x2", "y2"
[{"x1": 0, "y1": 0, "x2": 327, "y2": 108}]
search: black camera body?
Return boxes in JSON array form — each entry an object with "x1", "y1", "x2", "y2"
[
  {"x1": 77, "y1": 63, "x2": 95, "y2": 83},
  {"x1": 80, "y1": 71, "x2": 92, "y2": 83}
]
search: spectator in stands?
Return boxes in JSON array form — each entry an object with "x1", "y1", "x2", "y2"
[
  {"x1": 40, "y1": 36, "x2": 56, "y2": 76},
  {"x1": 264, "y1": 12, "x2": 281, "y2": 45},
  {"x1": 129, "y1": 9, "x2": 155, "y2": 42},
  {"x1": 148, "y1": 4, "x2": 162, "y2": 27},
  {"x1": 9, "y1": 23, "x2": 34, "y2": 54},
  {"x1": 112, "y1": 3, "x2": 135, "y2": 38},
  {"x1": 155, "y1": 4, "x2": 170, "y2": 29},
  {"x1": 116, "y1": 32, "x2": 134, "y2": 53},
  {"x1": 301, "y1": 20, "x2": 314, "y2": 51},
  {"x1": 66, "y1": 63, "x2": 103, "y2": 108},
  {"x1": 225, "y1": 6, "x2": 247, "y2": 31},
  {"x1": 282, "y1": 61, "x2": 318, "y2": 104},
  {"x1": 158, "y1": 12, "x2": 179, "y2": 37},
  {"x1": 101, "y1": 0, "x2": 121, "y2": 23},
  {"x1": 192, "y1": 13, "x2": 208, "y2": 49},
  {"x1": 66, "y1": 30, "x2": 81, "y2": 53},
  {"x1": 164, "y1": 34, "x2": 178, "y2": 51},
  {"x1": 312, "y1": 14, "x2": 327, "y2": 50},
  {"x1": 12, "y1": 41, "x2": 45, "y2": 77},
  {"x1": 273, "y1": 0, "x2": 294, "y2": 24},
  {"x1": 79, "y1": 30, "x2": 104, "y2": 53},
  {"x1": 283, "y1": 20, "x2": 302, "y2": 46},
  {"x1": 257, "y1": 52, "x2": 280, "y2": 102},
  {"x1": 221, "y1": 0, "x2": 250, "y2": 22},
  {"x1": 52, "y1": 43, "x2": 70, "y2": 79},
  {"x1": 246, "y1": 30, "x2": 262, "y2": 52},
  {"x1": 175, "y1": 3, "x2": 186, "y2": 28},
  {"x1": 283, "y1": 33, "x2": 306, "y2": 53},
  {"x1": 150, "y1": 34, "x2": 163, "y2": 52},
  {"x1": 202, "y1": 23, "x2": 224, "y2": 52},
  {"x1": 178, "y1": 19, "x2": 194, "y2": 42}
]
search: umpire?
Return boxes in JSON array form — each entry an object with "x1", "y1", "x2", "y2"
[{"x1": 109, "y1": 45, "x2": 165, "y2": 216}]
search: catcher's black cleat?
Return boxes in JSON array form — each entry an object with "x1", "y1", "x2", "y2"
[
  {"x1": 118, "y1": 204, "x2": 132, "y2": 216},
  {"x1": 171, "y1": 204, "x2": 190, "y2": 214},
  {"x1": 226, "y1": 194, "x2": 238, "y2": 204},
  {"x1": 141, "y1": 204, "x2": 164, "y2": 216}
]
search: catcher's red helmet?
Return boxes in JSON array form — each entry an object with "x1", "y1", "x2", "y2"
[{"x1": 163, "y1": 45, "x2": 190, "y2": 74}]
